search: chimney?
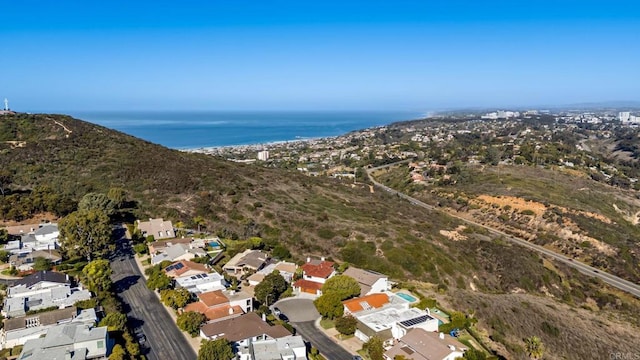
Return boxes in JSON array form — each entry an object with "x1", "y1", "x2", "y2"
[
  {"x1": 228, "y1": 307, "x2": 234, "y2": 315},
  {"x1": 262, "y1": 313, "x2": 266, "y2": 322},
  {"x1": 306, "y1": 257, "x2": 311, "y2": 263},
  {"x1": 321, "y1": 257, "x2": 325, "y2": 261},
  {"x1": 439, "y1": 333, "x2": 445, "y2": 340}
]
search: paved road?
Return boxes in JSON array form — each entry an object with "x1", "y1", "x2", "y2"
[
  {"x1": 295, "y1": 321, "x2": 354, "y2": 360},
  {"x1": 367, "y1": 163, "x2": 640, "y2": 298},
  {"x1": 111, "y1": 237, "x2": 197, "y2": 360},
  {"x1": 275, "y1": 298, "x2": 354, "y2": 360}
]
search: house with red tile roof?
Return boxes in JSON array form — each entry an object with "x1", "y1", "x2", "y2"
[
  {"x1": 293, "y1": 257, "x2": 336, "y2": 296},
  {"x1": 183, "y1": 289, "x2": 252, "y2": 323},
  {"x1": 163, "y1": 260, "x2": 209, "y2": 278},
  {"x1": 343, "y1": 293, "x2": 390, "y2": 315}
]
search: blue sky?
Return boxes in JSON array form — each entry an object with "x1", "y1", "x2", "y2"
[{"x1": 1, "y1": 1, "x2": 639, "y2": 111}]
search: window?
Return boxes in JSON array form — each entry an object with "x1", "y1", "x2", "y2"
[{"x1": 166, "y1": 230, "x2": 171, "y2": 236}]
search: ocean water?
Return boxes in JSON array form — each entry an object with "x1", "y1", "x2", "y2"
[{"x1": 69, "y1": 111, "x2": 419, "y2": 149}]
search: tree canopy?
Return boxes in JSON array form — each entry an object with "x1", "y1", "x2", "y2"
[
  {"x1": 33, "y1": 257, "x2": 53, "y2": 271},
  {"x1": 160, "y1": 288, "x2": 192, "y2": 309},
  {"x1": 99, "y1": 312, "x2": 127, "y2": 332},
  {"x1": 335, "y1": 315, "x2": 358, "y2": 336},
  {"x1": 198, "y1": 338, "x2": 234, "y2": 360},
  {"x1": 364, "y1": 336, "x2": 384, "y2": 360},
  {"x1": 82, "y1": 259, "x2": 113, "y2": 294},
  {"x1": 59, "y1": 209, "x2": 113, "y2": 260},
  {"x1": 254, "y1": 271, "x2": 287, "y2": 305},
  {"x1": 314, "y1": 292, "x2": 344, "y2": 319},
  {"x1": 78, "y1": 192, "x2": 115, "y2": 216},
  {"x1": 321, "y1": 275, "x2": 361, "y2": 301},
  {"x1": 177, "y1": 311, "x2": 206, "y2": 337}
]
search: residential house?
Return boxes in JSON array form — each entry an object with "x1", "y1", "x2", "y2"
[
  {"x1": 384, "y1": 329, "x2": 466, "y2": 360},
  {"x1": 251, "y1": 335, "x2": 307, "y2": 360},
  {"x1": 3, "y1": 224, "x2": 60, "y2": 255},
  {"x1": 184, "y1": 289, "x2": 252, "y2": 322},
  {"x1": 342, "y1": 267, "x2": 390, "y2": 296},
  {"x1": 200, "y1": 313, "x2": 292, "y2": 360},
  {"x1": 9, "y1": 250, "x2": 63, "y2": 272},
  {"x1": 343, "y1": 293, "x2": 390, "y2": 315},
  {"x1": 353, "y1": 305, "x2": 439, "y2": 346},
  {"x1": 18, "y1": 322, "x2": 111, "y2": 360},
  {"x1": 164, "y1": 260, "x2": 209, "y2": 279},
  {"x1": 222, "y1": 250, "x2": 269, "y2": 277},
  {"x1": 3, "y1": 271, "x2": 92, "y2": 318},
  {"x1": 137, "y1": 218, "x2": 175, "y2": 240},
  {"x1": 150, "y1": 243, "x2": 207, "y2": 265},
  {"x1": 148, "y1": 238, "x2": 192, "y2": 255},
  {"x1": 20, "y1": 224, "x2": 59, "y2": 253},
  {"x1": 292, "y1": 257, "x2": 335, "y2": 296},
  {"x1": 1, "y1": 308, "x2": 97, "y2": 350},
  {"x1": 247, "y1": 261, "x2": 297, "y2": 286},
  {"x1": 175, "y1": 271, "x2": 226, "y2": 294}
]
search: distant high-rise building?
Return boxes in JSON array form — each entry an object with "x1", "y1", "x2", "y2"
[
  {"x1": 257, "y1": 150, "x2": 269, "y2": 161},
  {"x1": 619, "y1": 112, "x2": 631, "y2": 123}
]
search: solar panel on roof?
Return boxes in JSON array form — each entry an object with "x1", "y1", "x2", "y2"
[
  {"x1": 175, "y1": 263, "x2": 184, "y2": 269},
  {"x1": 399, "y1": 315, "x2": 430, "y2": 327}
]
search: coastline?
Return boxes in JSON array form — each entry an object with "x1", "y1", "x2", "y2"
[
  {"x1": 183, "y1": 136, "x2": 327, "y2": 154},
  {"x1": 71, "y1": 110, "x2": 416, "y2": 150}
]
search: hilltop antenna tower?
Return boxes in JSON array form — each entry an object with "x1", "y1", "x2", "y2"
[{"x1": 3, "y1": 98, "x2": 8, "y2": 111}]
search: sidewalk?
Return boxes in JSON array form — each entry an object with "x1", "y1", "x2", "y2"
[
  {"x1": 313, "y1": 318, "x2": 362, "y2": 355},
  {"x1": 132, "y1": 253, "x2": 202, "y2": 355}
]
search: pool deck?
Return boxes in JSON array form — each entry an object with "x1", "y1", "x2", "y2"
[{"x1": 393, "y1": 290, "x2": 419, "y2": 303}]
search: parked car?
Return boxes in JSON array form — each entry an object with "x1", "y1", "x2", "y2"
[
  {"x1": 352, "y1": 356, "x2": 363, "y2": 360},
  {"x1": 273, "y1": 307, "x2": 281, "y2": 316},
  {"x1": 278, "y1": 313, "x2": 289, "y2": 322}
]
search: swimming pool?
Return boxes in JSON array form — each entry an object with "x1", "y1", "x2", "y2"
[{"x1": 396, "y1": 292, "x2": 418, "y2": 302}]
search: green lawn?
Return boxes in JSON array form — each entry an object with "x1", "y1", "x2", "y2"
[{"x1": 319, "y1": 318, "x2": 335, "y2": 329}]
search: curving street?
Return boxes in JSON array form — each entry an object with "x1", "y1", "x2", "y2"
[
  {"x1": 367, "y1": 163, "x2": 640, "y2": 298},
  {"x1": 275, "y1": 298, "x2": 354, "y2": 360}
]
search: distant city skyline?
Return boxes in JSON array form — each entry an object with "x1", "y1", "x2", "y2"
[{"x1": 1, "y1": 1, "x2": 640, "y2": 112}]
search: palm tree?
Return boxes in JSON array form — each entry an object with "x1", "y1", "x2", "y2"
[
  {"x1": 193, "y1": 216, "x2": 206, "y2": 233},
  {"x1": 524, "y1": 336, "x2": 545, "y2": 359}
]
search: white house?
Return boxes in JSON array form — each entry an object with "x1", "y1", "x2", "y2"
[
  {"x1": 342, "y1": 267, "x2": 390, "y2": 296},
  {"x1": 3, "y1": 271, "x2": 92, "y2": 318},
  {"x1": 1, "y1": 308, "x2": 97, "y2": 350},
  {"x1": 353, "y1": 305, "x2": 440, "y2": 346},
  {"x1": 251, "y1": 335, "x2": 307, "y2": 360},
  {"x1": 17, "y1": 322, "x2": 111, "y2": 360},
  {"x1": 175, "y1": 272, "x2": 226, "y2": 294}
]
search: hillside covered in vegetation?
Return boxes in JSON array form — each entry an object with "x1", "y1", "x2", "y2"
[{"x1": 1, "y1": 113, "x2": 639, "y2": 359}]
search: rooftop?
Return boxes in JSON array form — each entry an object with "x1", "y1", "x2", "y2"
[
  {"x1": 301, "y1": 259, "x2": 335, "y2": 279},
  {"x1": 164, "y1": 260, "x2": 209, "y2": 278},
  {"x1": 200, "y1": 312, "x2": 290, "y2": 341},
  {"x1": 343, "y1": 293, "x2": 390, "y2": 313},
  {"x1": 356, "y1": 305, "x2": 435, "y2": 332},
  {"x1": 384, "y1": 328, "x2": 466, "y2": 360},
  {"x1": 342, "y1": 267, "x2": 386, "y2": 295},
  {"x1": 223, "y1": 249, "x2": 269, "y2": 270},
  {"x1": 13, "y1": 271, "x2": 69, "y2": 289}
]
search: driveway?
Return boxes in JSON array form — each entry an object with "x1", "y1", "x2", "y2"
[
  {"x1": 111, "y1": 238, "x2": 197, "y2": 360},
  {"x1": 274, "y1": 298, "x2": 354, "y2": 360}
]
